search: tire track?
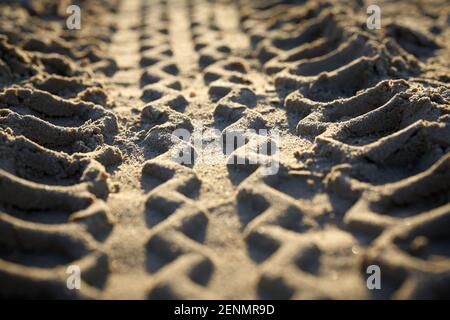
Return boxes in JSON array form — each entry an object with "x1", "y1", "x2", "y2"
[
  {"x1": 0, "y1": 0, "x2": 449, "y2": 299},
  {"x1": 0, "y1": 0, "x2": 121, "y2": 299}
]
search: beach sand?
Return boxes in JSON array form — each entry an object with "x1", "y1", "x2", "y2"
[{"x1": 0, "y1": 0, "x2": 449, "y2": 299}]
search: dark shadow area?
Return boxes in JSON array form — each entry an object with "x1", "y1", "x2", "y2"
[
  {"x1": 236, "y1": 189, "x2": 270, "y2": 229},
  {"x1": 386, "y1": 24, "x2": 440, "y2": 60},
  {"x1": 227, "y1": 166, "x2": 256, "y2": 186},
  {"x1": 188, "y1": 258, "x2": 213, "y2": 286},
  {"x1": 257, "y1": 275, "x2": 295, "y2": 300},
  {"x1": 246, "y1": 230, "x2": 281, "y2": 264}
]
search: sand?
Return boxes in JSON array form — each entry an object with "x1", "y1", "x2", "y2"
[{"x1": 0, "y1": 0, "x2": 449, "y2": 299}]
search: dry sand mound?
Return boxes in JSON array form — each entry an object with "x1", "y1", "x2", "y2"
[{"x1": 0, "y1": 0, "x2": 449, "y2": 299}]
